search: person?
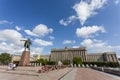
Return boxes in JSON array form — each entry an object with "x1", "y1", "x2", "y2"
[
  {"x1": 7, "y1": 63, "x2": 13, "y2": 70},
  {"x1": 13, "y1": 64, "x2": 16, "y2": 70},
  {"x1": 7, "y1": 63, "x2": 11, "y2": 70},
  {"x1": 15, "y1": 63, "x2": 18, "y2": 68}
]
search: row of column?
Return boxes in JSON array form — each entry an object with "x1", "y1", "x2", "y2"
[
  {"x1": 106, "y1": 54, "x2": 117, "y2": 62},
  {"x1": 50, "y1": 50, "x2": 87, "y2": 62}
]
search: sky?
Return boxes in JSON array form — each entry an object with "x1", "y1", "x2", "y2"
[{"x1": 0, "y1": 0, "x2": 120, "y2": 57}]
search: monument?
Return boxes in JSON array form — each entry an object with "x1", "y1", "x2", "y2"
[{"x1": 19, "y1": 38, "x2": 32, "y2": 66}]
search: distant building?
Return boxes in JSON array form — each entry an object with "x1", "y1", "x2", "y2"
[
  {"x1": 33, "y1": 54, "x2": 40, "y2": 61},
  {"x1": 40, "y1": 55, "x2": 49, "y2": 61},
  {"x1": 32, "y1": 54, "x2": 49, "y2": 61},
  {"x1": 11, "y1": 55, "x2": 21, "y2": 62},
  {"x1": 11, "y1": 54, "x2": 49, "y2": 62},
  {"x1": 87, "y1": 52, "x2": 118, "y2": 62},
  {"x1": 11, "y1": 55, "x2": 34, "y2": 62},
  {"x1": 50, "y1": 47, "x2": 87, "y2": 62},
  {"x1": 118, "y1": 57, "x2": 120, "y2": 61},
  {"x1": 118, "y1": 57, "x2": 120, "y2": 62},
  {"x1": 50, "y1": 47, "x2": 118, "y2": 63},
  {"x1": 87, "y1": 53, "x2": 104, "y2": 62},
  {"x1": 11, "y1": 47, "x2": 118, "y2": 63}
]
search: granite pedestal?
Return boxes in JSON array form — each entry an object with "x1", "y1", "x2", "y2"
[{"x1": 19, "y1": 51, "x2": 30, "y2": 66}]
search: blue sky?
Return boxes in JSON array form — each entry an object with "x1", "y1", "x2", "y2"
[{"x1": 0, "y1": 0, "x2": 120, "y2": 57}]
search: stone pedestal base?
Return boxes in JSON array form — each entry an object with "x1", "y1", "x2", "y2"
[{"x1": 19, "y1": 51, "x2": 30, "y2": 66}]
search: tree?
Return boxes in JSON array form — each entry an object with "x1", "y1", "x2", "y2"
[
  {"x1": 0, "y1": 53, "x2": 12, "y2": 65},
  {"x1": 36, "y1": 58, "x2": 47, "y2": 65},
  {"x1": 47, "y1": 61, "x2": 56, "y2": 65},
  {"x1": 63, "y1": 60, "x2": 70, "y2": 65},
  {"x1": 73, "y1": 57, "x2": 82, "y2": 66}
]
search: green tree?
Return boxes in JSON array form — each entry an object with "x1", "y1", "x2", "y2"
[
  {"x1": 36, "y1": 58, "x2": 47, "y2": 65},
  {"x1": 73, "y1": 57, "x2": 82, "y2": 66},
  {"x1": 47, "y1": 61, "x2": 56, "y2": 65},
  {"x1": 63, "y1": 60, "x2": 70, "y2": 65},
  {"x1": 0, "y1": 53, "x2": 12, "y2": 65}
]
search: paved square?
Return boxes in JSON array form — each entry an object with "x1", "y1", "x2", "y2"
[{"x1": 0, "y1": 66, "x2": 120, "y2": 80}]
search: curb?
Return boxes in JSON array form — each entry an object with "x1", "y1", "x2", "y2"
[
  {"x1": 58, "y1": 68, "x2": 73, "y2": 80},
  {"x1": 0, "y1": 70, "x2": 39, "y2": 76}
]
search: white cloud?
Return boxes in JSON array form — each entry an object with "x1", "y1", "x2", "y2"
[
  {"x1": 0, "y1": 42, "x2": 23, "y2": 54},
  {"x1": 81, "y1": 39, "x2": 105, "y2": 52},
  {"x1": 33, "y1": 24, "x2": 53, "y2": 37},
  {"x1": 63, "y1": 40, "x2": 76, "y2": 44},
  {"x1": 118, "y1": 56, "x2": 120, "y2": 58},
  {"x1": 81, "y1": 39, "x2": 93, "y2": 47},
  {"x1": 15, "y1": 26, "x2": 21, "y2": 31},
  {"x1": 59, "y1": 16, "x2": 76, "y2": 26},
  {"x1": 59, "y1": 0, "x2": 107, "y2": 26},
  {"x1": 0, "y1": 41, "x2": 43, "y2": 55},
  {"x1": 59, "y1": 19, "x2": 67, "y2": 26},
  {"x1": 0, "y1": 29, "x2": 23, "y2": 45},
  {"x1": 24, "y1": 30, "x2": 38, "y2": 37},
  {"x1": 115, "y1": 0, "x2": 120, "y2": 5},
  {"x1": 49, "y1": 36, "x2": 55, "y2": 40},
  {"x1": 76, "y1": 25, "x2": 105, "y2": 38},
  {"x1": 73, "y1": 0, "x2": 107, "y2": 25},
  {"x1": 80, "y1": 39, "x2": 120, "y2": 55},
  {"x1": 0, "y1": 29, "x2": 48, "y2": 55},
  {"x1": 24, "y1": 24, "x2": 53, "y2": 37},
  {"x1": 34, "y1": 38, "x2": 53, "y2": 46},
  {"x1": 31, "y1": 47, "x2": 43, "y2": 55},
  {"x1": 81, "y1": 39, "x2": 105, "y2": 48},
  {"x1": 73, "y1": 39, "x2": 105, "y2": 49},
  {"x1": 0, "y1": 20, "x2": 13, "y2": 24},
  {"x1": 72, "y1": 46, "x2": 79, "y2": 48},
  {"x1": 0, "y1": 29, "x2": 26, "y2": 55}
]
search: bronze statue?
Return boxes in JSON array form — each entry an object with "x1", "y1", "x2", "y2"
[{"x1": 20, "y1": 38, "x2": 32, "y2": 51}]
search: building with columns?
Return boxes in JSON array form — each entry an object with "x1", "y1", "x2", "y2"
[
  {"x1": 11, "y1": 47, "x2": 118, "y2": 63},
  {"x1": 50, "y1": 47, "x2": 118, "y2": 63},
  {"x1": 102, "y1": 52, "x2": 118, "y2": 62},
  {"x1": 50, "y1": 47, "x2": 87, "y2": 62},
  {"x1": 87, "y1": 52, "x2": 118, "y2": 62}
]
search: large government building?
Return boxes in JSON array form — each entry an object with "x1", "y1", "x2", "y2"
[
  {"x1": 12, "y1": 46, "x2": 118, "y2": 63},
  {"x1": 50, "y1": 47, "x2": 118, "y2": 63}
]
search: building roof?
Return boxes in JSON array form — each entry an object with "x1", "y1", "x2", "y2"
[
  {"x1": 51, "y1": 46, "x2": 87, "y2": 51},
  {"x1": 88, "y1": 52, "x2": 116, "y2": 56},
  {"x1": 88, "y1": 53, "x2": 103, "y2": 56}
]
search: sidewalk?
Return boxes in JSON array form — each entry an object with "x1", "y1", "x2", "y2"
[
  {"x1": 1, "y1": 66, "x2": 119, "y2": 80},
  {"x1": 0, "y1": 66, "x2": 72, "y2": 80},
  {"x1": 0, "y1": 69, "x2": 39, "y2": 76},
  {"x1": 38, "y1": 68, "x2": 72, "y2": 80},
  {"x1": 59, "y1": 68, "x2": 77, "y2": 80},
  {"x1": 75, "y1": 68, "x2": 120, "y2": 80}
]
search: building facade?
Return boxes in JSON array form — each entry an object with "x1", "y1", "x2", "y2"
[
  {"x1": 12, "y1": 54, "x2": 49, "y2": 62},
  {"x1": 40, "y1": 55, "x2": 49, "y2": 61},
  {"x1": 33, "y1": 54, "x2": 41, "y2": 61},
  {"x1": 11, "y1": 55, "x2": 34, "y2": 62},
  {"x1": 50, "y1": 47, "x2": 118, "y2": 63},
  {"x1": 11, "y1": 55, "x2": 21, "y2": 62},
  {"x1": 12, "y1": 47, "x2": 118, "y2": 63},
  {"x1": 87, "y1": 52, "x2": 118, "y2": 62},
  {"x1": 50, "y1": 47, "x2": 87, "y2": 62},
  {"x1": 102, "y1": 52, "x2": 118, "y2": 62}
]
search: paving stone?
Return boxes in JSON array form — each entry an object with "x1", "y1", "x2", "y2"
[{"x1": 75, "y1": 68, "x2": 120, "y2": 80}]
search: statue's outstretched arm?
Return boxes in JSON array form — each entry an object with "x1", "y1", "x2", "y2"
[{"x1": 20, "y1": 40, "x2": 27, "y2": 41}]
